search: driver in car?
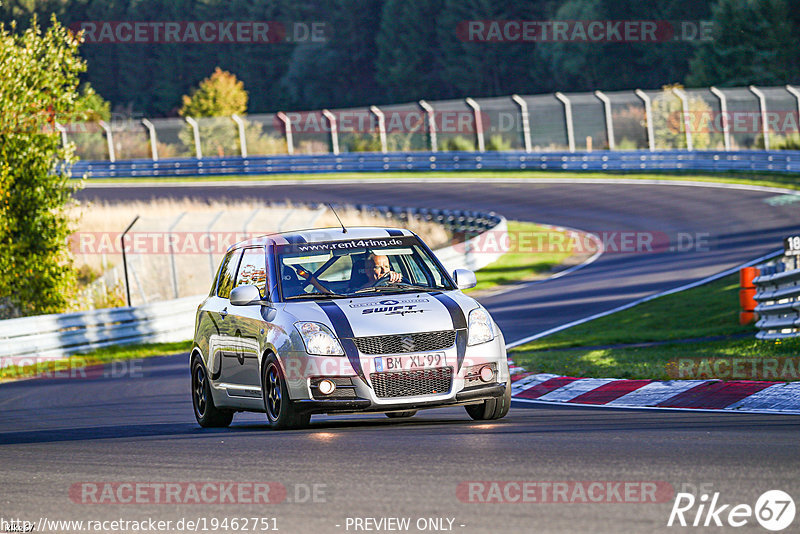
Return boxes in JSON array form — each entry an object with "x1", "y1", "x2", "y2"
[{"x1": 365, "y1": 253, "x2": 402, "y2": 285}]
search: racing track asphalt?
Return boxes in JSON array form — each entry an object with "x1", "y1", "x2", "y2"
[{"x1": 1, "y1": 179, "x2": 799, "y2": 533}]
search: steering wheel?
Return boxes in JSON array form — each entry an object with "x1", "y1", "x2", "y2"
[{"x1": 368, "y1": 273, "x2": 410, "y2": 288}]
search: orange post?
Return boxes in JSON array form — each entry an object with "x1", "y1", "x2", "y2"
[{"x1": 738, "y1": 267, "x2": 760, "y2": 325}]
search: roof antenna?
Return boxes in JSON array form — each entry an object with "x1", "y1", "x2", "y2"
[{"x1": 327, "y1": 203, "x2": 347, "y2": 233}]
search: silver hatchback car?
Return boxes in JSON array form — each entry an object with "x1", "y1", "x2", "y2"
[{"x1": 191, "y1": 227, "x2": 510, "y2": 429}]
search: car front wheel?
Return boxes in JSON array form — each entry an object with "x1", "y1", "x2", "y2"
[
  {"x1": 191, "y1": 357, "x2": 234, "y2": 428},
  {"x1": 263, "y1": 355, "x2": 310, "y2": 430},
  {"x1": 465, "y1": 379, "x2": 511, "y2": 421}
]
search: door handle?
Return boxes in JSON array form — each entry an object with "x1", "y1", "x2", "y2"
[{"x1": 220, "y1": 307, "x2": 228, "y2": 319}]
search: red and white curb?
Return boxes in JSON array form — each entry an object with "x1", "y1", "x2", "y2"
[{"x1": 508, "y1": 364, "x2": 800, "y2": 415}]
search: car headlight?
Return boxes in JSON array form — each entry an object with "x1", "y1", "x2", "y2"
[
  {"x1": 295, "y1": 322, "x2": 345, "y2": 356},
  {"x1": 467, "y1": 307, "x2": 495, "y2": 346}
]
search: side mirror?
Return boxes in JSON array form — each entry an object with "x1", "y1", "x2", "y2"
[
  {"x1": 230, "y1": 285, "x2": 263, "y2": 306},
  {"x1": 453, "y1": 268, "x2": 477, "y2": 290}
]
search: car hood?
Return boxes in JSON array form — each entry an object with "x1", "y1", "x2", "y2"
[{"x1": 285, "y1": 291, "x2": 478, "y2": 338}]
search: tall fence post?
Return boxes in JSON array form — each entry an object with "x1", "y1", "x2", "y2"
[
  {"x1": 120, "y1": 215, "x2": 140, "y2": 307},
  {"x1": 98, "y1": 120, "x2": 116, "y2": 162},
  {"x1": 206, "y1": 210, "x2": 225, "y2": 281},
  {"x1": 594, "y1": 90, "x2": 615, "y2": 150},
  {"x1": 671, "y1": 88, "x2": 694, "y2": 151},
  {"x1": 709, "y1": 87, "x2": 731, "y2": 151},
  {"x1": 231, "y1": 114, "x2": 248, "y2": 157},
  {"x1": 787, "y1": 85, "x2": 800, "y2": 134},
  {"x1": 465, "y1": 97, "x2": 485, "y2": 152},
  {"x1": 635, "y1": 89, "x2": 655, "y2": 152},
  {"x1": 511, "y1": 94, "x2": 532, "y2": 153},
  {"x1": 322, "y1": 109, "x2": 340, "y2": 155},
  {"x1": 276, "y1": 112, "x2": 294, "y2": 155},
  {"x1": 749, "y1": 86, "x2": 770, "y2": 150},
  {"x1": 554, "y1": 92, "x2": 575, "y2": 152},
  {"x1": 184, "y1": 117, "x2": 202, "y2": 158},
  {"x1": 168, "y1": 212, "x2": 187, "y2": 299},
  {"x1": 419, "y1": 100, "x2": 437, "y2": 152},
  {"x1": 369, "y1": 105, "x2": 388, "y2": 153},
  {"x1": 141, "y1": 118, "x2": 159, "y2": 161}
]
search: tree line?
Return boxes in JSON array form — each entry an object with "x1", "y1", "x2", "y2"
[{"x1": 3, "y1": 0, "x2": 799, "y2": 117}]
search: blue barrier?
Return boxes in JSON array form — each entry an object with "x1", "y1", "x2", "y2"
[{"x1": 70, "y1": 149, "x2": 800, "y2": 178}]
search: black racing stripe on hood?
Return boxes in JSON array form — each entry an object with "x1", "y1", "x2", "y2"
[
  {"x1": 431, "y1": 293, "x2": 468, "y2": 371},
  {"x1": 386, "y1": 229, "x2": 403, "y2": 237},
  {"x1": 283, "y1": 235, "x2": 307, "y2": 244},
  {"x1": 316, "y1": 301, "x2": 364, "y2": 380}
]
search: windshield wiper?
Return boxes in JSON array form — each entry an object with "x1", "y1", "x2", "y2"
[
  {"x1": 285, "y1": 293, "x2": 346, "y2": 300},
  {"x1": 353, "y1": 284, "x2": 432, "y2": 294}
]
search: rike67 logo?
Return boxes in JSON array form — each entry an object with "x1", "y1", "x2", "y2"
[{"x1": 668, "y1": 490, "x2": 795, "y2": 531}]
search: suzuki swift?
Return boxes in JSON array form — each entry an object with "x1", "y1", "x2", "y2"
[{"x1": 191, "y1": 227, "x2": 510, "y2": 429}]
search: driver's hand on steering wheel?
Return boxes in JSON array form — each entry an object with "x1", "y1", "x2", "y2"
[{"x1": 386, "y1": 271, "x2": 402, "y2": 283}]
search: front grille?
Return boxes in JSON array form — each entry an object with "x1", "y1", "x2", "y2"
[
  {"x1": 370, "y1": 367, "x2": 453, "y2": 398},
  {"x1": 354, "y1": 330, "x2": 456, "y2": 355}
]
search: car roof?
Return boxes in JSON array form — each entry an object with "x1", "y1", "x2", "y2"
[{"x1": 228, "y1": 227, "x2": 416, "y2": 252}]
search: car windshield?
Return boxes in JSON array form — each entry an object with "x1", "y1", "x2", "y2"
[{"x1": 277, "y1": 235, "x2": 454, "y2": 300}]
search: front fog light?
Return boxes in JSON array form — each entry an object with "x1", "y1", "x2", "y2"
[
  {"x1": 467, "y1": 307, "x2": 495, "y2": 346},
  {"x1": 479, "y1": 365, "x2": 495, "y2": 382},
  {"x1": 318, "y1": 379, "x2": 336, "y2": 395},
  {"x1": 295, "y1": 322, "x2": 345, "y2": 356}
]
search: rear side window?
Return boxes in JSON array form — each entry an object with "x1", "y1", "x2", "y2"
[
  {"x1": 216, "y1": 250, "x2": 241, "y2": 299},
  {"x1": 234, "y1": 247, "x2": 268, "y2": 297}
]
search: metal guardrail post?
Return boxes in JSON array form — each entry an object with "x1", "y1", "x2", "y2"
[
  {"x1": 709, "y1": 87, "x2": 731, "y2": 151},
  {"x1": 276, "y1": 112, "x2": 294, "y2": 155},
  {"x1": 749, "y1": 86, "x2": 770, "y2": 150},
  {"x1": 54, "y1": 122, "x2": 68, "y2": 149},
  {"x1": 594, "y1": 90, "x2": 615, "y2": 150},
  {"x1": 231, "y1": 114, "x2": 248, "y2": 157},
  {"x1": 141, "y1": 118, "x2": 159, "y2": 161},
  {"x1": 168, "y1": 212, "x2": 187, "y2": 299},
  {"x1": 635, "y1": 89, "x2": 655, "y2": 152},
  {"x1": 419, "y1": 100, "x2": 437, "y2": 152},
  {"x1": 511, "y1": 94, "x2": 532, "y2": 153},
  {"x1": 98, "y1": 120, "x2": 116, "y2": 162},
  {"x1": 322, "y1": 109, "x2": 340, "y2": 155},
  {"x1": 671, "y1": 88, "x2": 694, "y2": 151},
  {"x1": 465, "y1": 97, "x2": 485, "y2": 152},
  {"x1": 120, "y1": 215, "x2": 140, "y2": 308},
  {"x1": 369, "y1": 105, "x2": 388, "y2": 153},
  {"x1": 184, "y1": 117, "x2": 202, "y2": 158},
  {"x1": 787, "y1": 86, "x2": 800, "y2": 136},
  {"x1": 554, "y1": 92, "x2": 575, "y2": 152}
]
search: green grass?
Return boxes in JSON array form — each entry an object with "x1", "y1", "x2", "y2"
[
  {"x1": 74, "y1": 169, "x2": 800, "y2": 191},
  {"x1": 0, "y1": 340, "x2": 190, "y2": 382},
  {"x1": 509, "y1": 274, "x2": 800, "y2": 381},
  {"x1": 466, "y1": 221, "x2": 574, "y2": 293}
]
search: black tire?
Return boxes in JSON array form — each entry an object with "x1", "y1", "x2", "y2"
[
  {"x1": 191, "y1": 357, "x2": 234, "y2": 428},
  {"x1": 385, "y1": 411, "x2": 417, "y2": 419},
  {"x1": 262, "y1": 354, "x2": 310, "y2": 430},
  {"x1": 465, "y1": 379, "x2": 511, "y2": 421}
]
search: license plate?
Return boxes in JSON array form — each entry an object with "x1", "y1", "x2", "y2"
[{"x1": 373, "y1": 353, "x2": 446, "y2": 372}]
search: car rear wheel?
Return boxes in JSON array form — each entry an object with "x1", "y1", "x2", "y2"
[
  {"x1": 191, "y1": 357, "x2": 234, "y2": 428},
  {"x1": 263, "y1": 355, "x2": 310, "y2": 430},
  {"x1": 465, "y1": 379, "x2": 511, "y2": 421},
  {"x1": 385, "y1": 411, "x2": 417, "y2": 419}
]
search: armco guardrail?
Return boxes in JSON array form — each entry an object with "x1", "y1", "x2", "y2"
[
  {"x1": 754, "y1": 260, "x2": 800, "y2": 340},
  {"x1": 70, "y1": 149, "x2": 800, "y2": 179},
  {"x1": 0, "y1": 209, "x2": 506, "y2": 367},
  {"x1": 0, "y1": 296, "x2": 199, "y2": 367}
]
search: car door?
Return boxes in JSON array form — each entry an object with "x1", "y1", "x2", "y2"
[
  {"x1": 205, "y1": 249, "x2": 241, "y2": 384},
  {"x1": 226, "y1": 246, "x2": 269, "y2": 392}
]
